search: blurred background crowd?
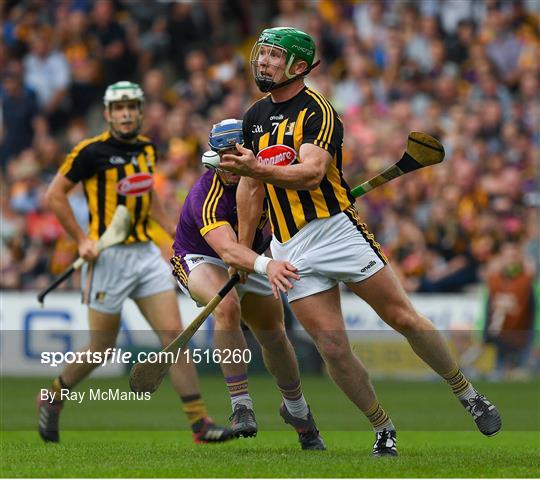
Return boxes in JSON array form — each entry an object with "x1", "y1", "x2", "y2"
[{"x1": 1, "y1": 0, "x2": 538, "y2": 300}]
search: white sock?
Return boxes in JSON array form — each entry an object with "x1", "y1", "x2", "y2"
[
  {"x1": 231, "y1": 394, "x2": 253, "y2": 411},
  {"x1": 283, "y1": 394, "x2": 309, "y2": 420},
  {"x1": 374, "y1": 419, "x2": 396, "y2": 433},
  {"x1": 457, "y1": 384, "x2": 477, "y2": 401}
]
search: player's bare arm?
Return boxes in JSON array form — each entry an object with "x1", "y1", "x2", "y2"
[
  {"x1": 45, "y1": 174, "x2": 97, "y2": 261},
  {"x1": 149, "y1": 192, "x2": 176, "y2": 238},
  {"x1": 231, "y1": 176, "x2": 264, "y2": 284},
  {"x1": 236, "y1": 176, "x2": 265, "y2": 248},
  {"x1": 204, "y1": 224, "x2": 299, "y2": 298},
  {"x1": 221, "y1": 142, "x2": 332, "y2": 191}
]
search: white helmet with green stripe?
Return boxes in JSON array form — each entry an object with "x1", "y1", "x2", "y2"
[
  {"x1": 103, "y1": 81, "x2": 144, "y2": 140},
  {"x1": 103, "y1": 81, "x2": 144, "y2": 107}
]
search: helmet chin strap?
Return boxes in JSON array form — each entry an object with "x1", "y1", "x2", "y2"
[{"x1": 255, "y1": 59, "x2": 320, "y2": 93}]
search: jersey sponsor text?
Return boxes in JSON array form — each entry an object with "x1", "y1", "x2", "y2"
[
  {"x1": 116, "y1": 172, "x2": 153, "y2": 196},
  {"x1": 257, "y1": 144, "x2": 296, "y2": 166}
]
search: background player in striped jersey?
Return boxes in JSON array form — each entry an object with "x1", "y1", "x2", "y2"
[
  {"x1": 171, "y1": 118, "x2": 324, "y2": 450},
  {"x1": 220, "y1": 27, "x2": 502, "y2": 456},
  {"x1": 38, "y1": 81, "x2": 232, "y2": 444}
]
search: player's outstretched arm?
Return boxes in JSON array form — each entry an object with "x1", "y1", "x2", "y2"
[
  {"x1": 236, "y1": 176, "x2": 265, "y2": 249},
  {"x1": 221, "y1": 143, "x2": 332, "y2": 191},
  {"x1": 46, "y1": 174, "x2": 97, "y2": 261},
  {"x1": 204, "y1": 224, "x2": 299, "y2": 298}
]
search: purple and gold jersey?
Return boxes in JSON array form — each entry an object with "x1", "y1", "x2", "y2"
[{"x1": 171, "y1": 170, "x2": 267, "y2": 284}]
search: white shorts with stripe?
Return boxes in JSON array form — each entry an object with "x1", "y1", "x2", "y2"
[
  {"x1": 81, "y1": 242, "x2": 174, "y2": 314},
  {"x1": 174, "y1": 254, "x2": 273, "y2": 301},
  {"x1": 270, "y1": 210, "x2": 387, "y2": 302}
]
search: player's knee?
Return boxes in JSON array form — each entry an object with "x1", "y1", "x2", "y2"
[
  {"x1": 214, "y1": 298, "x2": 241, "y2": 329},
  {"x1": 158, "y1": 327, "x2": 182, "y2": 346},
  {"x1": 256, "y1": 327, "x2": 288, "y2": 351},
  {"x1": 391, "y1": 308, "x2": 423, "y2": 333},
  {"x1": 316, "y1": 333, "x2": 351, "y2": 365},
  {"x1": 88, "y1": 334, "x2": 117, "y2": 354}
]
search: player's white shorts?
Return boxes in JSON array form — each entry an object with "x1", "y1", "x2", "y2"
[
  {"x1": 271, "y1": 210, "x2": 387, "y2": 302},
  {"x1": 171, "y1": 253, "x2": 273, "y2": 301},
  {"x1": 81, "y1": 242, "x2": 174, "y2": 314}
]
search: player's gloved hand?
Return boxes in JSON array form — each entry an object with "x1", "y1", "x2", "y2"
[
  {"x1": 266, "y1": 260, "x2": 300, "y2": 299},
  {"x1": 78, "y1": 238, "x2": 98, "y2": 261},
  {"x1": 220, "y1": 143, "x2": 259, "y2": 177},
  {"x1": 228, "y1": 266, "x2": 248, "y2": 284}
]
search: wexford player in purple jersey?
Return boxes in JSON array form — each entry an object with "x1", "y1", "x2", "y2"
[{"x1": 171, "y1": 119, "x2": 325, "y2": 450}]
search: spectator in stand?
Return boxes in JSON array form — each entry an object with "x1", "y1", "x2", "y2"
[
  {"x1": 0, "y1": 0, "x2": 537, "y2": 297},
  {"x1": 142, "y1": 68, "x2": 178, "y2": 108},
  {"x1": 446, "y1": 19, "x2": 477, "y2": 65},
  {"x1": 208, "y1": 38, "x2": 246, "y2": 92},
  {"x1": 160, "y1": 107, "x2": 204, "y2": 178},
  {"x1": 404, "y1": 12, "x2": 442, "y2": 74},
  {"x1": 272, "y1": 0, "x2": 310, "y2": 33},
  {"x1": 8, "y1": 149, "x2": 43, "y2": 215},
  {"x1": 332, "y1": 53, "x2": 375, "y2": 113},
  {"x1": 484, "y1": 241, "x2": 536, "y2": 379},
  {"x1": 0, "y1": 63, "x2": 41, "y2": 171},
  {"x1": 0, "y1": 181, "x2": 26, "y2": 288},
  {"x1": 122, "y1": 0, "x2": 168, "y2": 73},
  {"x1": 60, "y1": 8, "x2": 100, "y2": 119},
  {"x1": 23, "y1": 29, "x2": 70, "y2": 132},
  {"x1": 88, "y1": 0, "x2": 134, "y2": 86},
  {"x1": 166, "y1": 2, "x2": 211, "y2": 78}
]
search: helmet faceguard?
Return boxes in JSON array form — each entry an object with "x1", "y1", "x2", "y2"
[
  {"x1": 250, "y1": 27, "x2": 319, "y2": 92},
  {"x1": 103, "y1": 81, "x2": 145, "y2": 140}
]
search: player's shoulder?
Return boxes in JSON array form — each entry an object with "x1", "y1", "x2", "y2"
[
  {"x1": 199, "y1": 169, "x2": 219, "y2": 190},
  {"x1": 134, "y1": 134, "x2": 158, "y2": 158},
  {"x1": 245, "y1": 93, "x2": 272, "y2": 117},
  {"x1": 188, "y1": 170, "x2": 216, "y2": 201},
  {"x1": 303, "y1": 87, "x2": 337, "y2": 115},
  {"x1": 136, "y1": 134, "x2": 155, "y2": 148},
  {"x1": 183, "y1": 170, "x2": 220, "y2": 216},
  {"x1": 69, "y1": 131, "x2": 111, "y2": 157}
]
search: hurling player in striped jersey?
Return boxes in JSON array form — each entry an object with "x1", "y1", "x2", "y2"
[
  {"x1": 220, "y1": 27, "x2": 502, "y2": 456},
  {"x1": 38, "y1": 82, "x2": 232, "y2": 445}
]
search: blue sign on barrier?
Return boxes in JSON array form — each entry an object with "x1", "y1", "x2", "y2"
[{"x1": 24, "y1": 311, "x2": 72, "y2": 359}]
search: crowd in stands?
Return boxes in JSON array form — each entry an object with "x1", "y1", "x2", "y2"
[{"x1": 1, "y1": 0, "x2": 539, "y2": 295}]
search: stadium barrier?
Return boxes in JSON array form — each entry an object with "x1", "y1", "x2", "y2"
[{"x1": 0, "y1": 290, "x2": 504, "y2": 377}]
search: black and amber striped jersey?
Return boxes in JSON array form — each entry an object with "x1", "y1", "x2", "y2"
[
  {"x1": 243, "y1": 86, "x2": 355, "y2": 242},
  {"x1": 58, "y1": 131, "x2": 157, "y2": 243}
]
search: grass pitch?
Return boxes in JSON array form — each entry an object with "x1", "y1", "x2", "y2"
[
  {"x1": 3, "y1": 430, "x2": 539, "y2": 478},
  {"x1": 1, "y1": 375, "x2": 539, "y2": 478}
]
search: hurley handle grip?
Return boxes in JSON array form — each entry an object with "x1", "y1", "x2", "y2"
[{"x1": 37, "y1": 257, "x2": 85, "y2": 305}]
